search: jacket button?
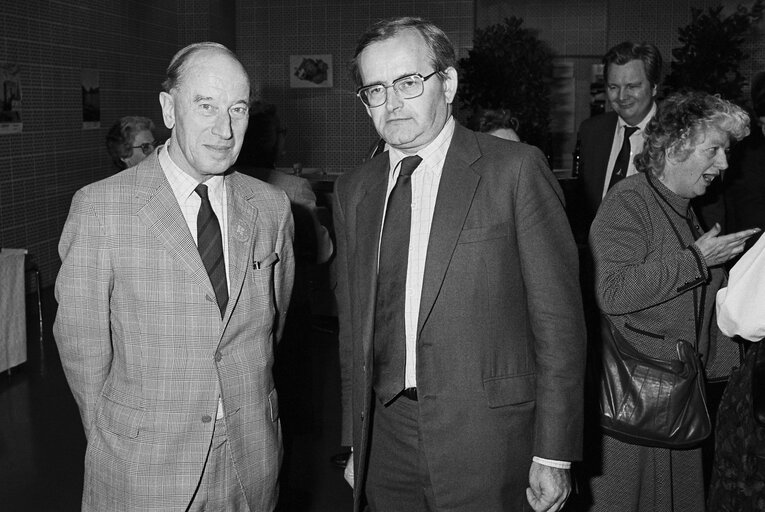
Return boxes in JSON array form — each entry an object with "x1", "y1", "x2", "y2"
[
  {"x1": 201, "y1": 415, "x2": 212, "y2": 423},
  {"x1": 215, "y1": 351, "x2": 223, "y2": 362},
  {"x1": 360, "y1": 411, "x2": 365, "y2": 421}
]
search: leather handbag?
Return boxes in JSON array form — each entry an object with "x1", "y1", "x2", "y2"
[{"x1": 598, "y1": 315, "x2": 712, "y2": 449}]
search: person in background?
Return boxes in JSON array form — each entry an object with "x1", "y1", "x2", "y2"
[
  {"x1": 576, "y1": 41, "x2": 662, "y2": 233},
  {"x1": 54, "y1": 42, "x2": 294, "y2": 511},
  {"x1": 105, "y1": 115, "x2": 157, "y2": 170},
  {"x1": 237, "y1": 101, "x2": 333, "y2": 265},
  {"x1": 724, "y1": 70, "x2": 765, "y2": 249},
  {"x1": 236, "y1": 101, "x2": 333, "y2": 508},
  {"x1": 336, "y1": 16, "x2": 586, "y2": 512},
  {"x1": 475, "y1": 107, "x2": 521, "y2": 142},
  {"x1": 587, "y1": 91, "x2": 758, "y2": 511},
  {"x1": 707, "y1": 232, "x2": 765, "y2": 511}
]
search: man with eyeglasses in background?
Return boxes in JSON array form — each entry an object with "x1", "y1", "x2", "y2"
[{"x1": 333, "y1": 16, "x2": 586, "y2": 512}]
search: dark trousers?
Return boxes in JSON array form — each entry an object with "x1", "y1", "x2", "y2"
[{"x1": 366, "y1": 395, "x2": 436, "y2": 512}]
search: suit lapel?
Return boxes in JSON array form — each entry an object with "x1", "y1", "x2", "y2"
[
  {"x1": 594, "y1": 113, "x2": 619, "y2": 195},
  {"x1": 355, "y1": 159, "x2": 390, "y2": 360},
  {"x1": 135, "y1": 156, "x2": 213, "y2": 298},
  {"x1": 225, "y1": 174, "x2": 259, "y2": 325},
  {"x1": 418, "y1": 125, "x2": 481, "y2": 335}
]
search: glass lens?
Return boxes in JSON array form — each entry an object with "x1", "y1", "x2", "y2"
[
  {"x1": 361, "y1": 85, "x2": 386, "y2": 107},
  {"x1": 394, "y1": 75, "x2": 423, "y2": 98},
  {"x1": 140, "y1": 142, "x2": 155, "y2": 155}
]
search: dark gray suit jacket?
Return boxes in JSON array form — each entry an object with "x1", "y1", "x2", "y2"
[
  {"x1": 577, "y1": 111, "x2": 619, "y2": 231},
  {"x1": 334, "y1": 123, "x2": 587, "y2": 510}
]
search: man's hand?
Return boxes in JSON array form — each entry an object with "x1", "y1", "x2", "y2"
[
  {"x1": 526, "y1": 461, "x2": 571, "y2": 512},
  {"x1": 694, "y1": 223, "x2": 760, "y2": 267},
  {"x1": 344, "y1": 453, "x2": 354, "y2": 488}
]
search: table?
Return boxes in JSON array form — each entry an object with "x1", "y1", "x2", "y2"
[{"x1": 0, "y1": 248, "x2": 27, "y2": 373}]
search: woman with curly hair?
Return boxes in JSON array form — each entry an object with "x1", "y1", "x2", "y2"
[{"x1": 585, "y1": 91, "x2": 760, "y2": 511}]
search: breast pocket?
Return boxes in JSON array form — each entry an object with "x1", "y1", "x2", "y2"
[{"x1": 457, "y1": 222, "x2": 508, "y2": 244}]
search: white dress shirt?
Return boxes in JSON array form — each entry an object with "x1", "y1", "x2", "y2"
[
  {"x1": 601, "y1": 102, "x2": 657, "y2": 199},
  {"x1": 159, "y1": 143, "x2": 229, "y2": 419},
  {"x1": 383, "y1": 116, "x2": 455, "y2": 389}
]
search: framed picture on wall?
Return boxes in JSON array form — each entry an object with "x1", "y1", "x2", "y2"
[{"x1": 290, "y1": 54, "x2": 333, "y2": 88}]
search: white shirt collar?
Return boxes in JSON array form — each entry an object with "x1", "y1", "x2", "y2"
[
  {"x1": 159, "y1": 141, "x2": 225, "y2": 203},
  {"x1": 618, "y1": 102, "x2": 657, "y2": 132},
  {"x1": 388, "y1": 116, "x2": 456, "y2": 173}
]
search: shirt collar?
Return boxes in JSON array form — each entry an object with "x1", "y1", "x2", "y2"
[
  {"x1": 388, "y1": 116, "x2": 456, "y2": 172},
  {"x1": 159, "y1": 141, "x2": 225, "y2": 202},
  {"x1": 618, "y1": 102, "x2": 657, "y2": 132}
]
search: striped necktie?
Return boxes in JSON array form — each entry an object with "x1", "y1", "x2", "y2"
[{"x1": 195, "y1": 184, "x2": 228, "y2": 317}]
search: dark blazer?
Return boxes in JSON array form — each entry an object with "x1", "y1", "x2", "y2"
[
  {"x1": 333, "y1": 123, "x2": 587, "y2": 510},
  {"x1": 577, "y1": 111, "x2": 619, "y2": 231}
]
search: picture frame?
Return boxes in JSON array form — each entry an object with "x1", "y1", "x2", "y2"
[{"x1": 290, "y1": 54, "x2": 333, "y2": 88}]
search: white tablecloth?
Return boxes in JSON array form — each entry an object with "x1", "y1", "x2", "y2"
[{"x1": 0, "y1": 248, "x2": 27, "y2": 372}]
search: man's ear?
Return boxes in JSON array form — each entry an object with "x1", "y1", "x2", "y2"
[
  {"x1": 159, "y1": 91, "x2": 176, "y2": 129},
  {"x1": 442, "y1": 66, "x2": 459, "y2": 103}
]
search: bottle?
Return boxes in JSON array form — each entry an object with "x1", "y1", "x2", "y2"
[{"x1": 571, "y1": 140, "x2": 581, "y2": 179}]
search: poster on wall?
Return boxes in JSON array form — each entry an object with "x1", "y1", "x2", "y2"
[
  {"x1": 0, "y1": 63, "x2": 23, "y2": 134},
  {"x1": 290, "y1": 54, "x2": 333, "y2": 88},
  {"x1": 82, "y1": 69, "x2": 100, "y2": 129}
]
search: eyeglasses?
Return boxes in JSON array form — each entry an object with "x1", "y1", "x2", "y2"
[
  {"x1": 131, "y1": 141, "x2": 157, "y2": 155},
  {"x1": 356, "y1": 71, "x2": 441, "y2": 108}
]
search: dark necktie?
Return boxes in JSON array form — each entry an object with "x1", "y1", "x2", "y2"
[
  {"x1": 608, "y1": 126, "x2": 639, "y2": 189},
  {"x1": 195, "y1": 184, "x2": 228, "y2": 317},
  {"x1": 373, "y1": 155, "x2": 422, "y2": 405}
]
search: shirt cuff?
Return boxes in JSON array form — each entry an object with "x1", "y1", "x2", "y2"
[{"x1": 532, "y1": 456, "x2": 571, "y2": 469}]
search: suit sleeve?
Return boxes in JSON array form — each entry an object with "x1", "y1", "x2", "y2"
[
  {"x1": 514, "y1": 148, "x2": 587, "y2": 461},
  {"x1": 273, "y1": 192, "x2": 295, "y2": 343},
  {"x1": 53, "y1": 188, "x2": 114, "y2": 439},
  {"x1": 332, "y1": 181, "x2": 354, "y2": 446}
]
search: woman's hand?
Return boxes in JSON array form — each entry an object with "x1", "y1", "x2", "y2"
[{"x1": 694, "y1": 223, "x2": 761, "y2": 267}]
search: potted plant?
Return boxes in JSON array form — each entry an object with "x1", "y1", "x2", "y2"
[
  {"x1": 457, "y1": 17, "x2": 555, "y2": 152},
  {"x1": 664, "y1": 0, "x2": 764, "y2": 103}
]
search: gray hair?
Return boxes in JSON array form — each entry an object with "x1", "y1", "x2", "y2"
[
  {"x1": 162, "y1": 42, "x2": 248, "y2": 93},
  {"x1": 635, "y1": 91, "x2": 750, "y2": 176}
]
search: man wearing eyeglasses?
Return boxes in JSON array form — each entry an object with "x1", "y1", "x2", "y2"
[
  {"x1": 54, "y1": 42, "x2": 294, "y2": 511},
  {"x1": 334, "y1": 16, "x2": 586, "y2": 512}
]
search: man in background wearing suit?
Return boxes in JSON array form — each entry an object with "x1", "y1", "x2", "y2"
[
  {"x1": 334, "y1": 16, "x2": 586, "y2": 512},
  {"x1": 54, "y1": 42, "x2": 294, "y2": 511},
  {"x1": 576, "y1": 41, "x2": 662, "y2": 234}
]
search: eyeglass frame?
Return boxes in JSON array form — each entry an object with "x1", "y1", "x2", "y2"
[
  {"x1": 130, "y1": 140, "x2": 158, "y2": 155},
  {"x1": 356, "y1": 70, "x2": 442, "y2": 108}
]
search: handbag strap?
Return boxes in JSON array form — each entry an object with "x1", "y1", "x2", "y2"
[{"x1": 647, "y1": 174, "x2": 706, "y2": 350}]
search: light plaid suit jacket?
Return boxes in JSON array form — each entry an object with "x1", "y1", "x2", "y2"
[{"x1": 53, "y1": 151, "x2": 294, "y2": 511}]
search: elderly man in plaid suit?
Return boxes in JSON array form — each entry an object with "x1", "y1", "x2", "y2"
[{"x1": 54, "y1": 42, "x2": 294, "y2": 511}]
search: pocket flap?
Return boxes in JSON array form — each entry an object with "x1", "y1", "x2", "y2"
[
  {"x1": 254, "y1": 252, "x2": 279, "y2": 270},
  {"x1": 483, "y1": 373, "x2": 536, "y2": 408},
  {"x1": 457, "y1": 223, "x2": 508, "y2": 244}
]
